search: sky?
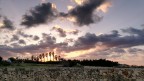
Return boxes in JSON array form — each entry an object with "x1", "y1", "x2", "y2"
[{"x1": 0, "y1": 0, "x2": 144, "y2": 65}]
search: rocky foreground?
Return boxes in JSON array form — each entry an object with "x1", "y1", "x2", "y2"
[{"x1": 0, "y1": 67, "x2": 144, "y2": 81}]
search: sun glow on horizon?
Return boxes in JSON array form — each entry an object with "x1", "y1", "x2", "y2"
[{"x1": 64, "y1": 45, "x2": 108, "y2": 59}]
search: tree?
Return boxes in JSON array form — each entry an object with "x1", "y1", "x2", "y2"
[
  {"x1": 58, "y1": 56, "x2": 61, "y2": 61},
  {"x1": 39, "y1": 54, "x2": 42, "y2": 62},
  {"x1": 31, "y1": 55, "x2": 34, "y2": 61},
  {"x1": 0, "y1": 56, "x2": 3, "y2": 62},
  {"x1": 49, "y1": 52, "x2": 51, "y2": 61},
  {"x1": 36, "y1": 56, "x2": 39, "y2": 62},
  {"x1": 55, "y1": 55, "x2": 58, "y2": 61},
  {"x1": 42, "y1": 53, "x2": 45, "y2": 62},
  {"x1": 8, "y1": 57, "x2": 16, "y2": 63},
  {"x1": 46, "y1": 53, "x2": 48, "y2": 62},
  {"x1": 52, "y1": 52, "x2": 54, "y2": 61}
]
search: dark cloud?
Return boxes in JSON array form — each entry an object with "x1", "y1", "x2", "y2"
[
  {"x1": 60, "y1": 0, "x2": 106, "y2": 26},
  {"x1": 98, "y1": 30, "x2": 120, "y2": 43},
  {"x1": 98, "y1": 28, "x2": 144, "y2": 48},
  {"x1": 7, "y1": 30, "x2": 39, "y2": 45},
  {"x1": 64, "y1": 38, "x2": 74, "y2": 43},
  {"x1": 52, "y1": 27, "x2": 66, "y2": 37},
  {"x1": 9, "y1": 30, "x2": 34, "y2": 43},
  {"x1": 10, "y1": 35, "x2": 19, "y2": 42},
  {"x1": 33, "y1": 35, "x2": 40, "y2": 41},
  {"x1": 21, "y1": 0, "x2": 107, "y2": 27},
  {"x1": 41, "y1": 33, "x2": 56, "y2": 44},
  {"x1": 17, "y1": 30, "x2": 33, "y2": 38},
  {"x1": 1, "y1": 27, "x2": 144, "y2": 60},
  {"x1": 0, "y1": 34, "x2": 68, "y2": 59},
  {"x1": 73, "y1": 33, "x2": 98, "y2": 50},
  {"x1": 105, "y1": 28, "x2": 144, "y2": 48},
  {"x1": 0, "y1": 17, "x2": 14, "y2": 30},
  {"x1": 122, "y1": 27, "x2": 144, "y2": 36},
  {"x1": 141, "y1": 24, "x2": 144, "y2": 27},
  {"x1": 69, "y1": 29, "x2": 79, "y2": 35},
  {"x1": 52, "y1": 26, "x2": 80, "y2": 37},
  {"x1": 0, "y1": 14, "x2": 2, "y2": 18},
  {"x1": 18, "y1": 39, "x2": 26, "y2": 45},
  {"x1": 66, "y1": 27, "x2": 144, "y2": 52},
  {"x1": 127, "y1": 48, "x2": 143, "y2": 54},
  {"x1": 10, "y1": 43, "x2": 21, "y2": 47},
  {"x1": 21, "y1": 2, "x2": 57, "y2": 27},
  {"x1": 109, "y1": 47, "x2": 126, "y2": 54}
]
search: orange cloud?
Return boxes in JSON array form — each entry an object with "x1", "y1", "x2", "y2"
[
  {"x1": 52, "y1": 3, "x2": 57, "y2": 9},
  {"x1": 74, "y1": 0, "x2": 85, "y2": 5},
  {"x1": 0, "y1": 22, "x2": 4, "y2": 27},
  {"x1": 97, "y1": 1, "x2": 112, "y2": 13},
  {"x1": 67, "y1": 16, "x2": 77, "y2": 23},
  {"x1": 67, "y1": 5, "x2": 74, "y2": 11}
]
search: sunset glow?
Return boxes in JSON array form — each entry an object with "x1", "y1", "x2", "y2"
[
  {"x1": 67, "y1": 16, "x2": 77, "y2": 22},
  {"x1": 52, "y1": 3, "x2": 57, "y2": 9},
  {"x1": 74, "y1": 0, "x2": 85, "y2": 5},
  {"x1": 67, "y1": 5, "x2": 74, "y2": 11},
  {"x1": 0, "y1": 22, "x2": 4, "y2": 27},
  {"x1": 65, "y1": 45, "x2": 108, "y2": 59},
  {"x1": 97, "y1": 1, "x2": 112, "y2": 13}
]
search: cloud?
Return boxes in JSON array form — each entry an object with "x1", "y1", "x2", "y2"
[
  {"x1": 127, "y1": 48, "x2": 143, "y2": 54},
  {"x1": 8, "y1": 26, "x2": 143, "y2": 56},
  {"x1": 51, "y1": 25, "x2": 80, "y2": 37},
  {"x1": 41, "y1": 0, "x2": 46, "y2": 4},
  {"x1": 21, "y1": 0, "x2": 111, "y2": 27},
  {"x1": 33, "y1": 35, "x2": 40, "y2": 41},
  {"x1": 121, "y1": 27, "x2": 144, "y2": 36},
  {"x1": 7, "y1": 30, "x2": 39, "y2": 45},
  {"x1": 60, "y1": 0, "x2": 107, "y2": 26},
  {"x1": 10, "y1": 35, "x2": 19, "y2": 42},
  {"x1": 111, "y1": 47, "x2": 126, "y2": 54},
  {"x1": 0, "y1": 34, "x2": 67, "y2": 59},
  {"x1": 73, "y1": 0, "x2": 86, "y2": 5},
  {"x1": 67, "y1": 5, "x2": 74, "y2": 11},
  {"x1": 0, "y1": 16, "x2": 4, "y2": 27},
  {"x1": 1, "y1": 27, "x2": 144, "y2": 66},
  {"x1": 18, "y1": 39, "x2": 26, "y2": 45},
  {"x1": 0, "y1": 17, "x2": 14, "y2": 30},
  {"x1": 21, "y1": 2, "x2": 57, "y2": 27},
  {"x1": 52, "y1": 26, "x2": 66, "y2": 37},
  {"x1": 64, "y1": 38, "x2": 74, "y2": 43},
  {"x1": 68, "y1": 29, "x2": 79, "y2": 35},
  {"x1": 73, "y1": 0, "x2": 112, "y2": 13},
  {"x1": 73, "y1": 33, "x2": 98, "y2": 50},
  {"x1": 66, "y1": 27, "x2": 144, "y2": 52},
  {"x1": 97, "y1": 0, "x2": 112, "y2": 13},
  {"x1": 17, "y1": 30, "x2": 33, "y2": 38}
]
